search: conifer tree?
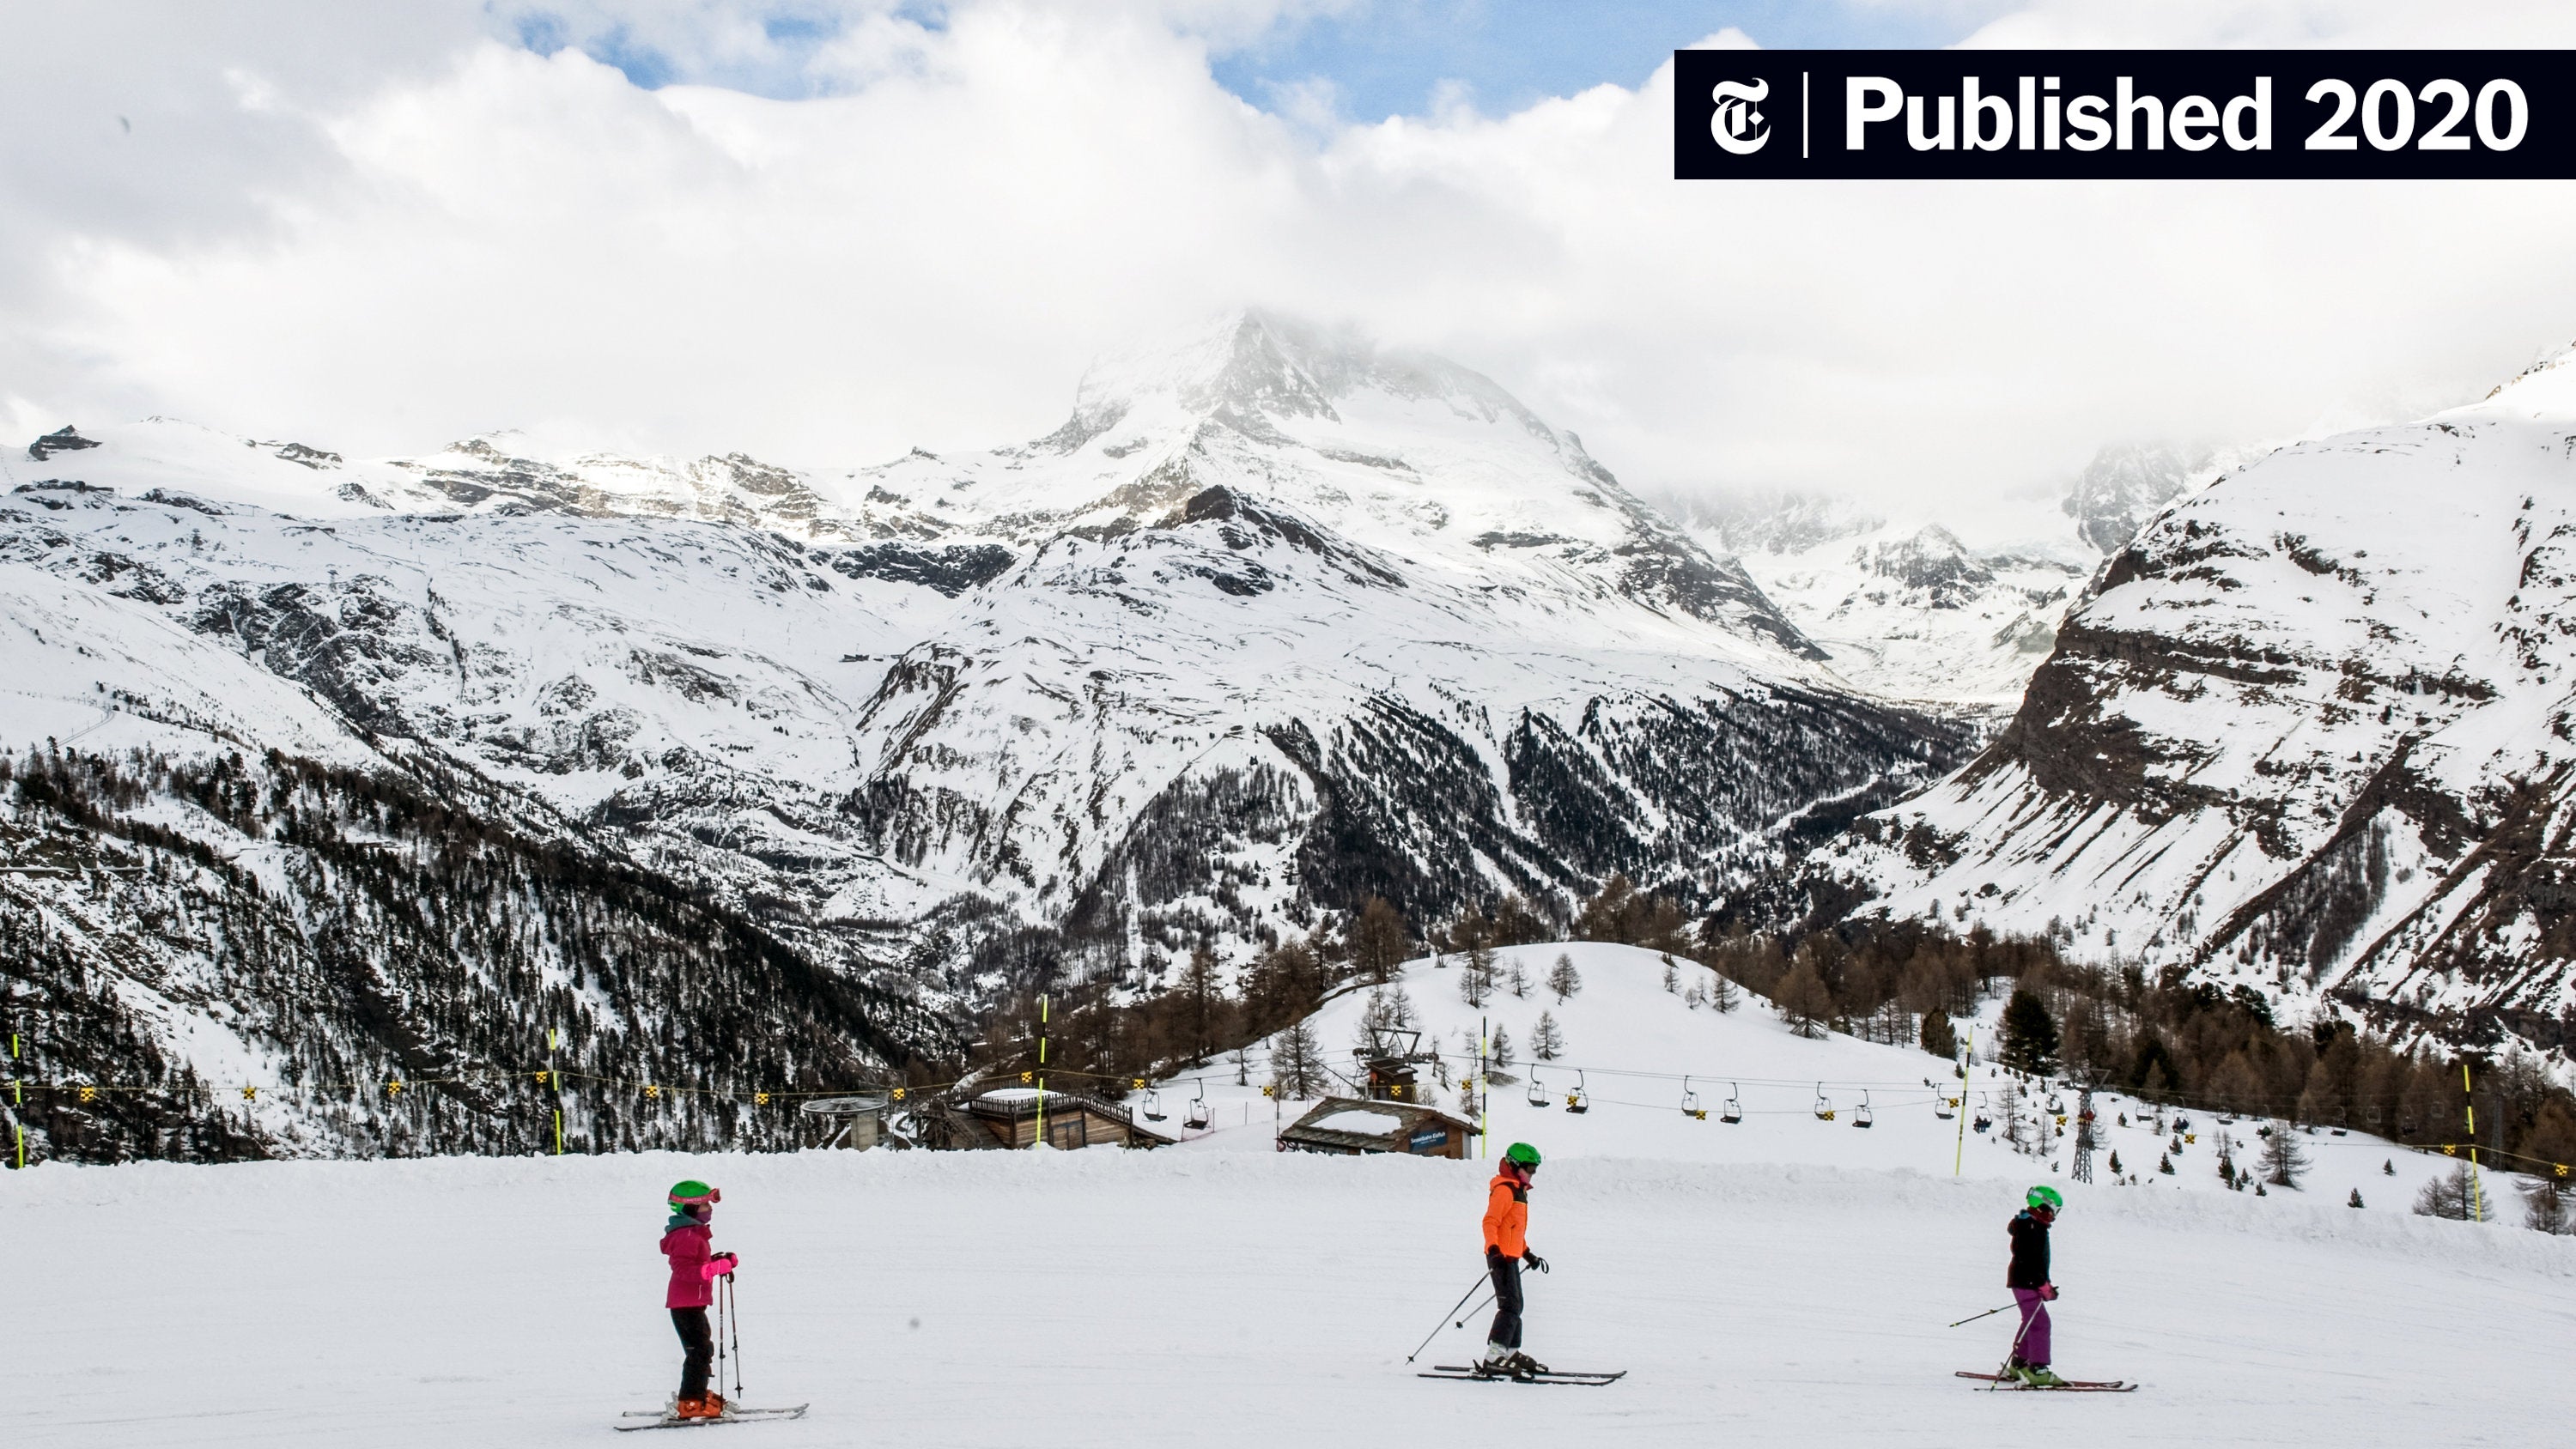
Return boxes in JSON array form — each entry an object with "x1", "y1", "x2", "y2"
[
  {"x1": 2348, "y1": 1187, "x2": 2365, "y2": 1209},
  {"x1": 1998, "y1": 987, "x2": 2060, "y2": 1075},
  {"x1": 1532, "y1": 1010, "x2": 1565, "y2": 1061},
  {"x1": 2260, "y1": 1119, "x2": 2309, "y2": 1189},
  {"x1": 1919, "y1": 1008, "x2": 1958, "y2": 1060},
  {"x1": 2412, "y1": 1164, "x2": 2479, "y2": 1221},
  {"x1": 1775, "y1": 959, "x2": 1836, "y2": 1040},
  {"x1": 1546, "y1": 954, "x2": 1582, "y2": 1003},
  {"x1": 1507, "y1": 958, "x2": 1530, "y2": 998},
  {"x1": 1459, "y1": 947, "x2": 1496, "y2": 1007},
  {"x1": 1269, "y1": 1018, "x2": 1326, "y2": 1100},
  {"x1": 2520, "y1": 1175, "x2": 2570, "y2": 1234},
  {"x1": 1351, "y1": 896, "x2": 1413, "y2": 984}
]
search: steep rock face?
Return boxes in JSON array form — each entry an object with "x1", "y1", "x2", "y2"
[
  {"x1": 2063, "y1": 440, "x2": 2213, "y2": 555},
  {"x1": 1821, "y1": 349, "x2": 2576, "y2": 1059}
]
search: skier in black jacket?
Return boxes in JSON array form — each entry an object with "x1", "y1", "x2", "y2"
[{"x1": 2004, "y1": 1185, "x2": 2064, "y2": 1387}]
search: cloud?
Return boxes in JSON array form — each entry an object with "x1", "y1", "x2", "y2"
[{"x1": 5, "y1": 0, "x2": 2576, "y2": 539}]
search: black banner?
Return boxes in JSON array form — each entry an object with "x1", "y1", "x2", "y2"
[{"x1": 1674, "y1": 51, "x2": 2576, "y2": 179}]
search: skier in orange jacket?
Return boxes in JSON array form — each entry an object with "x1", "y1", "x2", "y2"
[{"x1": 1478, "y1": 1142, "x2": 1550, "y2": 1377}]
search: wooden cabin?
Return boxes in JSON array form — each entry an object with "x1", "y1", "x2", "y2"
[
  {"x1": 1278, "y1": 1095, "x2": 1477, "y2": 1159},
  {"x1": 963, "y1": 1087, "x2": 1178, "y2": 1150}
]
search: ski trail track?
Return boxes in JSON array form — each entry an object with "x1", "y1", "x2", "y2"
[{"x1": 14, "y1": 1150, "x2": 2573, "y2": 1448}]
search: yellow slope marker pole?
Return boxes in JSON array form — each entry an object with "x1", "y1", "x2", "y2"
[
  {"x1": 1953, "y1": 1027, "x2": 1974, "y2": 1177},
  {"x1": 11, "y1": 1032, "x2": 21, "y2": 1170},
  {"x1": 550, "y1": 1028, "x2": 562, "y2": 1156},
  {"x1": 2464, "y1": 1062, "x2": 2485, "y2": 1223},
  {"x1": 1036, "y1": 995, "x2": 1048, "y2": 1150}
]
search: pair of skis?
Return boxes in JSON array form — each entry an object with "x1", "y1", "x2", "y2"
[
  {"x1": 1418, "y1": 1363, "x2": 1625, "y2": 1385},
  {"x1": 616, "y1": 1404, "x2": 811, "y2": 1432},
  {"x1": 1953, "y1": 1370, "x2": 2136, "y2": 1392}
]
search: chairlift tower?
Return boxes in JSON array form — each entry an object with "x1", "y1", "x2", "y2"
[{"x1": 1356, "y1": 1024, "x2": 1434, "y2": 1103}]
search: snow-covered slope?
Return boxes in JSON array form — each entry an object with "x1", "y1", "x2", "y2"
[
  {"x1": 15, "y1": 1140, "x2": 2571, "y2": 1448},
  {"x1": 1152, "y1": 944, "x2": 2476, "y2": 1217},
  {"x1": 1820, "y1": 347, "x2": 2576, "y2": 1058},
  {"x1": 2, "y1": 315, "x2": 1980, "y2": 1158}
]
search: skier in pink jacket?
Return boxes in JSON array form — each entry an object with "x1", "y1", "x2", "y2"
[{"x1": 661, "y1": 1180, "x2": 739, "y2": 1420}]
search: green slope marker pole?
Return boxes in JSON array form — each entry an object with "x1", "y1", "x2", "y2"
[{"x1": 1953, "y1": 1028, "x2": 1973, "y2": 1177}]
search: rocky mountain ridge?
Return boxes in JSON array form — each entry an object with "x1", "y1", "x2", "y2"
[
  {"x1": 1818, "y1": 345, "x2": 2576, "y2": 1063},
  {"x1": 0, "y1": 312, "x2": 1975, "y2": 1156}
]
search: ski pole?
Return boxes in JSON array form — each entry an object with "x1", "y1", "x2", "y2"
[
  {"x1": 1990, "y1": 1300, "x2": 2038, "y2": 1391},
  {"x1": 726, "y1": 1274, "x2": 744, "y2": 1396},
  {"x1": 1948, "y1": 1303, "x2": 2014, "y2": 1329},
  {"x1": 714, "y1": 1277, "x2": 727, "y2": 1400},
  {"x1": 1406, "y1": 1273, "x2": 1493, "y2": 1362}
]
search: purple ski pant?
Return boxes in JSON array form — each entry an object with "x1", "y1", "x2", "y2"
[{"x1": 2010, "y1": 1288, "x2": 2052, "y2": 1367}]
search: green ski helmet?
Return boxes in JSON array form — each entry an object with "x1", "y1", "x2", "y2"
[
  {"x1": 2026, "y1": 1185, "x2": 2063, "y2": 1212},
  {"x1": 1504, "y1": 1142, "x2": 1542, "y2": 1168},
  {"x1": 668, "y1": 1179, "x2": 720, "y2": 1208}
]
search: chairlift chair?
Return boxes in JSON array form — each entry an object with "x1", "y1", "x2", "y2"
[
  {"x1": 1853, "y1": 1089, "x2": 1874, "y2": 1129},
  {"x1": 1814, "y1": 1082, "x2": 1836, "y2": 1122},
  {"x1": 2045, "y1": 1091, "x2": 2065, "y2": 1114},
  {"x1": 1565, "y1": 1069, "x2": 1589, "y2": 1114},
  {"x1": 1527, "y1": 1068, "x2": 1549, "y2": 1110},
  {"x1": 1720, "y1": 1082, "x2": 1743, "y2": 1125},
  {"x1": 1935, "y1": 1092, "x2": 1957, "y2": 1120},
  {"x1": 1680, "y1": 1076, "x2": 1705, "y2": 1120},
  {"x1": 1142, "y1": 1088, "x2": 1167, "y2": 1123},
  {"x1": 1185, "y1": 1081, "x2": 1211, "y2": 1131}
]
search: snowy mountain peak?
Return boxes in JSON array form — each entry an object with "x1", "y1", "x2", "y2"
[
  {"x1": 2458, "y1": 339, "x2": 2576, "y2": 421},
  {"x1": 1856, "y1": 524, "x2": 1993, "y2": 604},
  {"x1": 2062, "y1": 440, "x2": 2216, "y2": 555},
  {"x1": 1059, "y1": 310, "x2": 1576, "y2": 463}
]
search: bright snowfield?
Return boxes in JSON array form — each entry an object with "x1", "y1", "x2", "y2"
[
  {"x1": 1154, "y1": 945, "x2": 2500, "y2": 1212},
  {"x1": 13, "y1": 1150, "x2": 2573, "y2": 1448},
  {"x1": 16, "y1": 943, "x2": 2573, "y2": 1447}
]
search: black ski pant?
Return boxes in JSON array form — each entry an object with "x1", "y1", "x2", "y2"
[
  {"x1": 671, "y1": 1307, "x2": 714, "y2": 1400},
  {"x1": 1485, "y1": 1248, "x2": 1524, "y2": 1350}
]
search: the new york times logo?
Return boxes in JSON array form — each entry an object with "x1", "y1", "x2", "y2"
[
  {"x1": 1674, "y1": 51, "x2": 2575, "y2": 179},
  {"x1": 1710, "y1": 79, "x2": 1770, "y2": 155}
]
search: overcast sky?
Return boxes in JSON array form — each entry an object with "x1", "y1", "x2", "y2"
[{"x1": 7, "y1": 0, "x2": 2576, "y2": 537}]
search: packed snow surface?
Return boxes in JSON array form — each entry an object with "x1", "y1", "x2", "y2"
[
  {"x1": 1306, "y1": 1107, "x2": 1407, "y2": 1136},
  {"x1": 14, "y1": 1145, "x2": 2572, "y2": 1449}
]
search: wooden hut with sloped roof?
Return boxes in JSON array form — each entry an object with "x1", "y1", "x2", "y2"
[{"x1": 1278, "y1": 1094, "x2": 1476, "y2": 1159}]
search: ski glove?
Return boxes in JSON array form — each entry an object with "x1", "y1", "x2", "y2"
[
  {"x1": 2038, "y1": 1282, "x2": 2057, "y2": 1301},
  {"x1": 702, "y1": 1252, "x2": 740, "y2": 1281},
  {"x1": 1522, "y1": 1252, "x2": 1548, "y2": 1274}
]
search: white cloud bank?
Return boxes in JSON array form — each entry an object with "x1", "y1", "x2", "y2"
[{"x1": 6, "y1": 0, "x2": 2576, "y2": 530}]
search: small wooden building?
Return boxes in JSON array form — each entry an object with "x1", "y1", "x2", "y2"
[
  {"x1": 1278, "y1": 1095, "x2": 1476, "y2": 1159},
  {"x1": 964, "y1": 1087, "x2": 1178, "y2": 1150}
]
